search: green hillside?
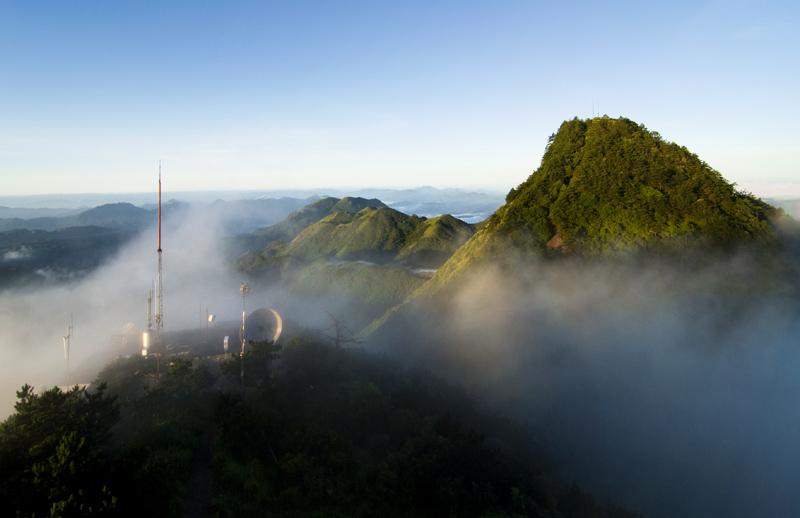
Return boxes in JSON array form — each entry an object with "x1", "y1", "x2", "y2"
[
  {"x1": 441, "y1": 117, "x2": 788, "y2": 279},
  {"x1": 398, "y1": 214, "x2": 477, "y2": 268},
  {"x1": 362, "y1": 116, "x2": 796, "y2": 339},
  {"x1": 250, "y1": 206, "x2": 476, "y2": 268},
  {"x1": 254, "y1": 196, "x2": 386, "y2": 243},
  {"x1": 239, "y1": 202, "x2": 477, "y2": 334},
  {"x1": 285, "y1": 207, "x2": 422, "y2": 263},
  {"x1": 499, "y1": 116, "x2": 779, "y2": 256}
]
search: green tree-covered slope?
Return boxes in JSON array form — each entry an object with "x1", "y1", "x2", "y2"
[
  {"x1": 446, "y1": 117, "x2": 788, "y2": 277},
  {"x1": 245, "y1": 206, "x2": 476, "y2": 270},
  {"x1": 398, "y1": 213, "x2": 477, "y2": 267},
  {"x1": 253, "y1": 196, "x2": 386, "y2": 243},
  {"x1": 238, "y1": 205, "x2": 476, "y2": 333},
  {"x1": 500, "y1": 116, "x2": 780, "y2": 256},
  {"x1": 362, "y1": 116, "x2": 796, "y2": 339},
  {"x1": 284, "y1": 207, "x2": 421, "y2": 263},
  {"x1": 0, "y1": 338, "x2": 639, "y2": 517}
]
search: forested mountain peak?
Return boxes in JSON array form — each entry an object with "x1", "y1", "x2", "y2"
[
  {"x1": 496, "y1": 116, "x2": 780, "y2": 256},
  {"x1": 362, "y1": 116, "x2": 797, "y2": 339}
]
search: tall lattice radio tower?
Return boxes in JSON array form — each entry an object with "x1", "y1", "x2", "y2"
[{"x1": 156, "y1": 162, "x2": 164, "y2": 341}]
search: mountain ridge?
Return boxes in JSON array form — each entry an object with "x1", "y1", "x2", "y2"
[
  {"x1": 241, "y1": 203, "x2": 476, "y2": 273},
  {"x1": 253, "y1": 196, "x2": 387, "y2": 243},
  {"x1": 361, "y1": 116, "x2": 798, "y2": 340}
]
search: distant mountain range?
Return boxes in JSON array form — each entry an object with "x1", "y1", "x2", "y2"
[
  {"x1": 0, "y1": 188, "x2": 503, "y2": 291},
  {"x1": 0, "y1": 186, "x2": 503, "y2": 221},
  {"x1": 0, "y1": 207, "x2": 83, "y2": 219},
  {"x1": 0, "y1": 187, "x2": 502, "y2": 231},
  {"x1": 0, "y1": 203, "x2": 150, "y2": 232},
  {"x1": 0, "y1": 198, "x2": 315, "y2": 233}
]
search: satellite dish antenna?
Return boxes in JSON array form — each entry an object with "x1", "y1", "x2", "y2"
[{"x1": 241, "y1": 308, "x2": 283, "y2": 346}]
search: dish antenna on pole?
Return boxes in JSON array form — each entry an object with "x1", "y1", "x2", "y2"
[{"x1": 241, "y1": 308, "x2": 283, "y2": 344}]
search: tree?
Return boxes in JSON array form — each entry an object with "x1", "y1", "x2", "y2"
[
  {"x1": 32, "y1": 431, "x2": 117, "y2": 517},
  {"x1": 0, "y1": 384, "x2": 119, "y2": 517},
  {"x1": 220, "y1": 339, "x2": 281, "y2": 388},
  {"x1": 323, "y1": 311, "x2": 363, "y2": 348}
]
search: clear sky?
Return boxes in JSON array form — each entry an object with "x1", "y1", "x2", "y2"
[{"x1": 1, "y1": 0, "x2": 798, "y2": 197}]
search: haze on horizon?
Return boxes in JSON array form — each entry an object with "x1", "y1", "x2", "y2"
[{"x1": 1, "y1": 1, "x2": 798, "y2": 199}]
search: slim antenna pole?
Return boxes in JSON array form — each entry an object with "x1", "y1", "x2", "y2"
[
  {"x1": 239, "y1": 283, "x2": 251, "y2": 399},
  {"x1": 63, "y1": 314, "x2": 72, "y2": 385},
  {"x1": 156, "y1": 162, "x2": 164, "y2": 341},
  {"x1": 154, "y1": 162, "x2": 164, "y2": 381},
  {"x1": 158, "y1": 161, "x2": 162, "y2": 252}
]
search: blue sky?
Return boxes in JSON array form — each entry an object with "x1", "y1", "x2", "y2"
[{"x1": 1, "y1": 0, "x2": 798, "y2": 197}]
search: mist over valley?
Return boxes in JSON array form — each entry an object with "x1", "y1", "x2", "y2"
[{"x1": 3, "y1": 119, "x2": 800, "y2": 517}]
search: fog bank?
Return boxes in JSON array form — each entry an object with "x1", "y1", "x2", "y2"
[
  {"x1": 0, "y1": 205, "x2": 257, "y2": 416},
  {"x1": 372, "y1": 255, "x2": 800, "y2": 518}
]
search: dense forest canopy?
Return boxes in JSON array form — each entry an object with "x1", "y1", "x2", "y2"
[
  {"x1": 374, "y1": 116, "x2": 797, "y2": 318},
  {"x1": 498, "y1": 117, "x2": 780, "y2": 256},
  {"x1": 0, "y1": 339, "x2": 642, "y2": 518}
]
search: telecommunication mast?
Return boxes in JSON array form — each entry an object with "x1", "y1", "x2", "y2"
[{"x1": 156, "y1": 162, "x2": 164, "y2": 342}]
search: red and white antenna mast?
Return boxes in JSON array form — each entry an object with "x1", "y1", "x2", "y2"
[{"x1": 156, "y1": 161, "x2": 164, "y2": 341}]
